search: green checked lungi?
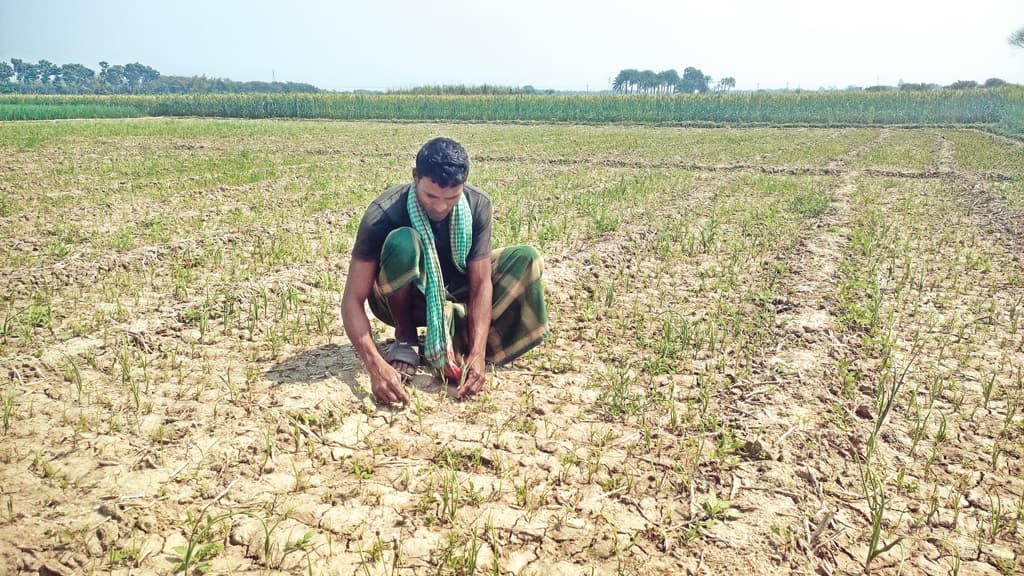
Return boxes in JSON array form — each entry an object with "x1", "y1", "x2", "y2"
[{"x1": 369, "y1": 227, "x2": 548, "y2": 365}]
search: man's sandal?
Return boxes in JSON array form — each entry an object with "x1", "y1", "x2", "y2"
[{"x1": 385, "y1": 341, "x2": 419, "y2": 381}]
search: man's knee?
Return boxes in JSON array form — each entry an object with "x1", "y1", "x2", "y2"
[
  {"x1": 497, "y1": 245, "x2": 543, "y2": 277},
  {"x1": 381, "y1": 227, "x2": 421, "y2": 271},
  {"x1": 377, "y1": 228, "x2": 423, "y2": 296}
]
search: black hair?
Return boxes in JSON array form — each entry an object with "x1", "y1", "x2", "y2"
[{"x1": 415, "y1": 137, "x2": 470, "y2": 188}]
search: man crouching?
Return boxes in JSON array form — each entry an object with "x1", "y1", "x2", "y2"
[{"x1": 342, "y1": 137, "x2": 548, "y2": 404}]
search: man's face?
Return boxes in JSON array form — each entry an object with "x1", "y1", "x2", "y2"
[{"x1": 414, "y1": 174, "x2": 463, "y2": 221}]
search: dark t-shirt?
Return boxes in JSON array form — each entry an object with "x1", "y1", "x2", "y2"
[{"x1": 352, "y1": 182, "x2": 492, "y2": 295}]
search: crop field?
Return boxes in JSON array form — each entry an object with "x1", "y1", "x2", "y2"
[
  {"x1": 1, "y1": 90, "x2": 1022, "y2": 138},
  {"x1": 1, "y1": 119, "x2": 1023, "y2": 575}
]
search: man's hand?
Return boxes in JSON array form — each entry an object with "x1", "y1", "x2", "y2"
[
  {"x1": 369, "y1": 361, "x2": 410, "y2": 405},
  {"x1": 459, "y1": 256, "x2": 492, "y2": 399},
  {"x1": 455, "y1": 352, "x2": 486, "y2": 398},
  {"x1": 343, "y1": 257, "x2": 411, "y2": 407}
]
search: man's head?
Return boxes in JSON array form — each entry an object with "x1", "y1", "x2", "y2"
[
  {"x1": 414, "y1": 137, "x2": 470, "y2": 188},
  {"x1": 413, "y1": 137, "x2": 470, "y2": 221}
]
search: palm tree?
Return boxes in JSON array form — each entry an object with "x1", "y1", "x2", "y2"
[
  {"x1": 613, "y1": 69, "x2": 640, "y2": 93},
  {"x1": 639, "y1": 70, "x2": 658, "y2": 94},
  {"x1": 716, "y1": 77, "x2": 736, "y2": 92},
  {"x1": 658, "y1": 69, "x2": 680, "y2": 94},
  {"x1": 613, "y1": 70, "x2": 630, "y2": 93}
]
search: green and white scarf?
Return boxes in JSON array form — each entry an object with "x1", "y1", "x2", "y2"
[{"x1": 407, "y1": 181, "x2": 472, "y2": 371}]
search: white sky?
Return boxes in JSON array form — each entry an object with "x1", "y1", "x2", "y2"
[{"x1": 1, "y1": 0, "x2": 1022, "y2": 91}]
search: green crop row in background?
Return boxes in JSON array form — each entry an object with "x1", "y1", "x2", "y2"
[{"x1": 0, "y1": 88, "x2": 1021, "y2": 136}]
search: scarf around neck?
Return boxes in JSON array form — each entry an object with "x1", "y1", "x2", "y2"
[{"x1": 406, "y1": 181, "x2": 472, "y2": 371}]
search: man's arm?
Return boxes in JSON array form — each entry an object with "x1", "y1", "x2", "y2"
[
  {"x1": 456, "y1": 256, "x2": 492, "y2": 398},
  {"x1": 342, "y1": 257, "x2": 409, "y2": 405}
]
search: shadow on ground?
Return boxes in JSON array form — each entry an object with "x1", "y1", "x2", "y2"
[
  {"x1": 263, "y1": 343, "x2": 374, "y2": 401},
  {"x1": 264, "y1": 342, "x2": 508, "y2": 408},
  {"x1": 265, "y1": 343, "x2": 358, "y2": 384}
]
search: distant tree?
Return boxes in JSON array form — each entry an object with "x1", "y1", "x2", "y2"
[
  {"x1": 123, "y1": 62, "x2": 160, "y2": 89},
  {"x1": 123, "y1": 62, "x2": 144, "y2": 86},
  {"x1": 947, "y1": 80, "x2": 978, "y2": 90},
  {"x1": 657, "y1": 69, "x2": 680, "y2": 94},
  {"x1": 98, "y1": 61, "x2": 111, "y2": 88},
  {"x1": 678, "y1": 67, "x2": 710, "y2": 93},
  {"x1": 10, "y1": 58, "x2": 29, "y2": 83},
  {"x1": 37, "y1": 59, "x2": 58, "y2": 85},
  {"x1": 58, "y1": 63, "x2": 95, "y2": 91},
  {"x1": 27, "y1": 61, "x2": 45, "y2": 84},
  {"x1": 101, "y1": 64, "x2": 126, "y2": 89},
  {"x1": 0, "y1": 57, "x2": 321, "y2": 94},
  {"x1": 11, "y1": 58, "x2": 42, "y2": 83},
  {"x1": 616, "y1": 68, "x2": 713, "y2": 94},
  {"x1": 622, "y1": 69, "x2": 638, "y2": 93},
  {"x1": 1011, "y1": 26, "x2": 1024, "y2": 48},
  {"x1": 715, "y1": 77, "x2": 736, "y2": 91},
  {"x1": 983, "y1": 78, "x2": 1008, "y2": 88},
  {"x1": 638, "y1": 69, "x2": 657, "y2": 94},
  {"x1": 613, "y1": 69, "x2": 637, "y2": 93}
]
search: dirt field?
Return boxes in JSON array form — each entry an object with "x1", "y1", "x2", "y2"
[{"x1": 1, "y1": 120, "x2": 1022, "y2": 575}]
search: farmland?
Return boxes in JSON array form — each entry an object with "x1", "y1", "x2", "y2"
[
  {"x1": 1, "y1": 118, "x2": 1023, "y2": 575},
  {"x1": 1, "y1": 89, "x2": 1022, "y2": 137}
]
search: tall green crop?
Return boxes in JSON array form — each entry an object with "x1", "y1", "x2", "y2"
[{"x1": 0, "y1": 89, "x2": 1019, "y2": 135}]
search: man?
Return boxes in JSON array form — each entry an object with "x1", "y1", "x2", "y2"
[{"x1": 342, "y1": 137, "x2": 547, "y2": 404}]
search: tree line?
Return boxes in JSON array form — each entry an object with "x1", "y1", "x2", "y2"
[
  {"x1": 611, "y1": 30, "x2": 1019, "y2": 95},
  {"x1": 614, "y1": 70, "x2": 1020, "y2": 95},
  {"x1": 0, "y1": 58, "x2": 321, "y2": 94},
  {"x1": 893, "y1": 79, "x2": 1012, "y2": 91},
  {"x1": 612, "y1": 68, "x2": 735, "y2": 94}
]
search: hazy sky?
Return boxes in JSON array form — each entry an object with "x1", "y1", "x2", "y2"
[{"x1": 2, "y1": 0, "x2": 1022, "y2": 91}]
